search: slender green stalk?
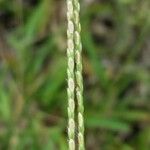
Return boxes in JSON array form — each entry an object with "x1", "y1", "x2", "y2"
[
  {"x1": 67, "y1": 0, "x2": 84, "y2": 149},
  {"x1": 73, "y1": 0, "x2": 85, "y2": 149},
  {"x1": 67, "y1": 0, "x2": 75, "y2": 150}
]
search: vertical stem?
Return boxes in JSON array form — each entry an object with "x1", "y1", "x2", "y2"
[
  {"x1": 67, "y1": 0, "x2": 75, "y2": 150},
  {"x1": 73, "y1": 0, "x2": 85, "y2": 149}
]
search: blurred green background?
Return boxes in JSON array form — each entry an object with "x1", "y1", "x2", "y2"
[{"x1": 0, "y1": 0, "x2": 150, "y2": 149}]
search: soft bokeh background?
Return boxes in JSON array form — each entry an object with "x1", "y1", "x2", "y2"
[{"x1": 0, "y1": 0, "x2": 150, "y2": 149}]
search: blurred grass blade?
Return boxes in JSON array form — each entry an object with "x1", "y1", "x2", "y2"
[{"x1": 86, "y1": 114, "x2": 131, "y2": 132}]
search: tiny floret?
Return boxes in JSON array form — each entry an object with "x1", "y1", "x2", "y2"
[
  {"x1": 78, "y1": 113, "x2": 83, "y2": 128},
  {"x1": 68, "y1": 39, "x2": 74, "y2": 52},
  {"x1": 69, "y1": 139, "x2": 75, "y2": 150},
  {"x1": 68, "y1": 78, "x2": 75, "y2": 92},
  {"x1": 68, "y1": 21, "x2": 74, "y2": 34}
]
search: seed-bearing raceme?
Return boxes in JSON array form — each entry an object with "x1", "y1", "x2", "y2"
[
  {"x1": 67, "y1": 0, "x2": 84, "y2": 149},
  {"x1": 67, "y1": 0, "x2": 75, "y2": 149}
]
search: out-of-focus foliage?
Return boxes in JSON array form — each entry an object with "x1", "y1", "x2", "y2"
[{"x1": 0, "y1": 0, "x2": 150, "y2": 149}]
